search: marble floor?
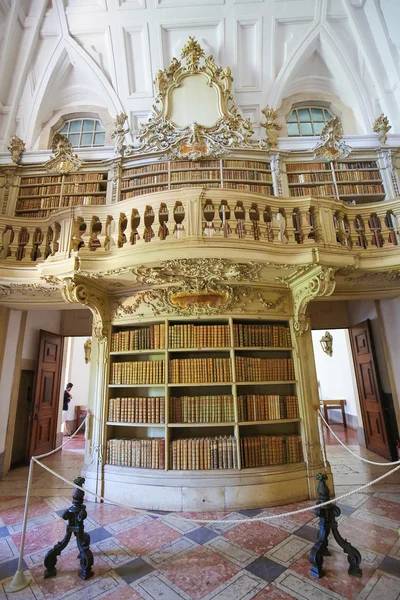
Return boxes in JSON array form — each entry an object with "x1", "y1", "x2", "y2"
[{"x1": 0, "y1": 427, "x2": 399, "y2": 600}]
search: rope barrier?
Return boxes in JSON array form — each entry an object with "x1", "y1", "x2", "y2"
[
  {"x1": 319, "y1": 410, "x2": 400, "y2": 466},
  {"x1": 6, "y1": 410, "x2": 400, "y2": 592}
]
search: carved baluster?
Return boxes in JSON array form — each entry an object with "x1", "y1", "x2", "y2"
[
  {"x1": 219, "y1": 200, "x2": 231, "y2": 237},
  {"x1": 263, "y1": 206, "x2": 273, "y2": 242},
  {"x1": 143, "y1": 205, "x2": 155, "y2": 242},
  {"x1": 249, "y1": 203, "x2": 261, "y2": 241},
  {"x1": 88, "y1": 217, "x2": 102, "y2": 251},
  {"x1": 173, "y1": 201, "x2": 185, "y2": 239},
  {"x1": 353, "y1": 214, "x2": 368, "y2": 249},
  {"x1": 368, "y1": 213, "x2": 384, "y2": 248},
  {"x1": 384, "y1": 210, "x2": 399, "y2": 245},
  {"x1": 308, "y1": 206, "x2": 321, "y2": 242},
  {"x1": 103, "y1": 216, "x2": 114, "y2": 251},
  {"x1": 0, "y1": 225, "x2": 14, "y2": 260},
  {"x1": 130, "y1": 209, "x2": 141, "y2": 244},
  {"x1": 52, "y1": 222, "x2": 62, "y2": 256},
  {"x1": 334, "y1": 210, "x2": 346, "y2": 246},
  {"x1": 158, "y1": 203, "x2": 170, "y2": 240},
  {"x1": 291, "y1": 208, "x2": 303, "y2": 244},
  {"x1": 31, "y1": 227, "x2": 44, "y2": 262},
  {"x1": 234, "y1": 201, "x2": 246, "y2": 239},
  {"x1": 342, "y1": 216, "x2": 353, "y2": 249},
  {"x1": 118, "y1": 213, "x2": 128, "y2": 248},
  {"x1": 302, "y1": 205, "x2": 314, "y2": 242},
  {"x1": 72, "y1": 217, "x2": 87, "y2": 252},
  {"x1": 276, "y1": 209, "x2": 288, "y2": 243},
  {"x1": 203, "y1": 200, "x2": 216, "y2": 238}
]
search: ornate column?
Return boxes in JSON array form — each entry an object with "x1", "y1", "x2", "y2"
[
  {"x1": 62, "y1": 277, "x2": 110, "y2": 500},
  {"x1": 289, "y1": 266, "x2": 336, "y2": 498}
]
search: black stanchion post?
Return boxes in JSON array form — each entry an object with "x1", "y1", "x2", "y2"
[
  {"x1": 44, "y1": 477, "x2": 93, "y2": 581},
  {"x1": 309, "y1": 473, "x2": 362, "y2": 579}
]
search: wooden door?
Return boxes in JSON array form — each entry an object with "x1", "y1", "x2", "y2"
[
  {"x1": 29, "y1": 331, "x2": 64, "y2": 457},
  {"x1": 349, "y1": 320, "x2": 391, "y2": 459}
]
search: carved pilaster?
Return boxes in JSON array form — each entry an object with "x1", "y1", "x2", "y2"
[
  {"x1": 61, "y1": 277, "x2": 109, "y2": 341},
  {"x1": 0, "y1": 167, "x2": 18, "y2": 215},
  {"x1": 291, "y1": 267, "x2": 336, "y2": 336}
]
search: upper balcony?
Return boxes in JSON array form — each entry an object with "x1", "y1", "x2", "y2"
[{"x1": 1, "y1": 187, "x2": 400, "y2": 307}]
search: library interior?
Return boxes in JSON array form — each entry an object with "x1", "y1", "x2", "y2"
[{"x1": 0, "y1": 1, "x2": 400, "y2": 599}]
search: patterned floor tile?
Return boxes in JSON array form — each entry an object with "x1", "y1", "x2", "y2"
[
  {"x1": 293, "y1": 525, "x2": 318, "y2": 544},
  {"x1": 87, "y1": 527, "x2": 113, "y2": 544},
  {"x1": 265, "y1": 535, "x2": 312, "y2": 567},
  {"x1": 378, "y1": 555, "x2": 400, "y2": 578},
  {"x1": 116, "y1": 520, "x2": 181, "y2": 556},
  {"x1": 146, "y1": 536, "x2": 194, "y2": 566},
  {"x1": 223, "y1": 521, "x2": 290, "y2": 555},
  {"x1": 274, "y1": 570, "x2": 345, "y2": 599},
  {"x1": 201, "y1": 571, "x2": 265, "y2": 600},
  {"x1": 0, "y1": 557, "x2": 28, "y2": 581},
  {"x1": 245, "y1": 556, "x2": 287, "y2": 583},
  {"x1": 0, "y1": 500, "x2": 54, "y2": 527},
  {"x1": 99, "y1": 584, "x2": 145, "y2": 599},
  {"x1": 206, "y1": 537, "x2": 256, "y2": 567},
  {"x1": 252, "y1": 584, "x2": 295, "y2": 599},
  {"x1": 185, "y1": 526, "x2": 218, "y2": 545},
  {"x1": 134, "y1": 573, "x2": 187, "y2": 600},
  {"x1": 337, "y1": 516, "x2": 399, "y2": 555},
  {"x1": 357, "y1": 571, "x2": 400, "y2": 600},
  {"x1": 0, "y1": 530, "x2": 8, "y2": 541},
  {"x1": 114, "y1": 557, "x2": 154, "y2": 585},
  {"x1": 159, "y1": 545, "x2": 240, "y2": 600},
  {"x1": 11, "y1": 520, "x2": 66, "y2": 555},
  {"x1": 95, "y1": 538, "x2": 136, "y2": 566}
]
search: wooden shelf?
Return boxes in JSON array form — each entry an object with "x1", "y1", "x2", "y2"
[
  {"x1": 222, "y1": 179, "x2": 272, "y2": 185},
  {"x1": 106, "y1": 422, "x2": 165, "y2": 427},
  {"x1": 288, "y1": 181, "x2": 334, "y2": 187},
  {"x1": 236, "y1": 381, "x2": 297, "y2": 385},
  {"x1": 222, "y1": 167, "x2": 271, "y2": 173},
  {"x1": 110, "y1": 349, "x2": 166, "y2": 355},
  {"x1": 238, "y1": 418, "x2": 300, "y2": 425},
  {"x1": 234, "y1": 347, "x2": 294, "y2": 351},
  {"x1": 109, "y1": 383, "x2": 165, "y2": 387},
  {"x1": 121, "y1": 182, "x2": 168, "y2": 191},
  {"x1": 170, "y1": 179, "x2": 220, "y2": 185},
  {"x1": 168, "y1": 347, "x2": 231, "y2": 352},
  {"x1": 122, "y1": 170, "x2": 168, "y2": 179},
  {"x1": 168, "y1": 382, "x2": 234, "y2": 387},
  {"x1": 168, "y1": 422, "x2": 235, "y2": 428},
  {"x1": 18, "y1": 194, "x2": 61, "y2": 199}
]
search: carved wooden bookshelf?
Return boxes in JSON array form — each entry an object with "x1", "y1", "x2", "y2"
[{"x1": 105, "y1": 317, "x2": 303, "y2": 478}]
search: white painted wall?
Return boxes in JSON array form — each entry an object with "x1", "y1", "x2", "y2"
[
  {"x1": 22, "y1": 310, "x2": 62, "y2": 360},
  {"x1": 0, "y1": 310, "x2": 23, "y2": 457},
  {"x1": 62, "y1": 337, "x2": 91, "y2": 430},
  {"x1": 379, "y1": 297, "x2": 400, "y2": 428},
  {"x1": 311, "y1": 329, "x2": 361, "y2": 428}
]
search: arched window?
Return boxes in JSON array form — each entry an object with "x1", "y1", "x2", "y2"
[
  {"x1": 58, "y1": 118, "x2": 106, "y2": 147},
  {"x1": 286, "y1": 106, "x2": 334, "y2": 136}
]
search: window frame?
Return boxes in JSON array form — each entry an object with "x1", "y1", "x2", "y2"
[
  {"x1": 57, "y1": 118, "x2": 106, "y2": 148},
  {"x1": 286, "y1": 105, "x2": 335, "y2": 137}
]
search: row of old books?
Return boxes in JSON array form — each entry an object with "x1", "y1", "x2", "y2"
[
  {"x1": 110, "y1": 360, "x2": 165, "y2": 385},
  {"x1": 223, "y1": 160, "x2": 270, "y2": 170},
  {"x1": 108, "y1": 397, "x2": 165, "y2": 423},
  {"x1": 41, "y1": 198, "x2": 61, "y2": 209},
  {"x1": 106, "y1": 438, "x2": 165, "y2": 468},
  {"x1": 16, "y1": 210, "x2": 49, "y2": 218},
  {"x1": 170, "y1": 395, "x2": 234, "y2": 423},
  {"x1": 20, "y1": 176, "x2": 62, "y2": 185},
  {"x1": 111, "y1": 325, "x2": 166, "y2": 351},
  {"x1": 290, "y1": 184, "x2": 336, "y2": 197},
  {"x1": 223, "y1": 182, "x2": 272, "y2": 194},
  {"x1": 63, "y1": 183, "x2": 105, "y2": 193},
  {"x1": 240, "y1": 434, "x2": 303, "y2": 467},
  {"x1": 238, "y1": 395, "x2": 299, "y2": 421},
  {"x1": 223, "y1": 170, "x2": 272, "y2": 182},
  {"x1": 235, "y1": 357, "x2": 295, "y2": 382},
  {"x1": 170, "y1": 436, "x2": 238, "y2": 470},
  {"x1": 169, "y1": 358, "x2": 232, "y2": 384},
  {"x1": 288, "y1": 173, "x2": 333, "y2": 184},
  {"x1": 335, "y1": 161, "x2": 378, "y2": 170},
  {"x1": 19, "y1": 185, "x2": 61, "y2": 196},
  {"x1": 16, "y1": 199, "x2": 41, "y2": 210},
  {"x1": 122, "y1": 174, "x2": 169, "y2": 187},
  {"x1": 286, "y1": 163, "x2": 330, "y2": 173},
  {"x1": 126, "y1": 186, "x2": 168, "y2": 198},
  {"x1": 123, "y1": 163, "x2": 168, "y2": 177},
  {"x1": 337, "y1": 184, "x2": 384, "y2": 195},
  {"x1": 170, "y1": 182, "x2": 220, "y2": 189},
  {"x1": 233, "y1": 324, "x2": 291, "y2": 347},
  {"x1": 172, "y1": 160, "x2": 219, "y2": 169},
  {"x1": 335, "y1": 170, "x2": 381, "y2": 182},
  {"x1": 62, "y1": 196, "x2": 105, "y2": 207},
  {"x1": 168, "y1": 324, "x2": 230, "y2": 348},
  {"x1": 171, "y1": 170, "x2": 220, "y2": 181}
]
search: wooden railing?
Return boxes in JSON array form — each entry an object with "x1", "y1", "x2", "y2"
[{"x1": 1, "y1": 189, "x2": 399, "y2": 266}]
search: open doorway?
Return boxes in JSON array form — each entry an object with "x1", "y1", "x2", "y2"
[{"x1": 59, "y1": 336, "x2": 91, "y2": 452}]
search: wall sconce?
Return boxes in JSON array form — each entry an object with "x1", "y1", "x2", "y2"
[
  {"x1": 320, "y1": 331, "x2": 333, "y2": 357},
  {"x1": 84, "y1": 338, "x2": 92, "y2": 364}
]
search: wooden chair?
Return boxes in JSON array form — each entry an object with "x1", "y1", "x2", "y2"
[{"x1": 320, "y1": 399, "x2": 347, "y2": 427}]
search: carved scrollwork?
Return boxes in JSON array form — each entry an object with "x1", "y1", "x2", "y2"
[
  {"x1": 62, "y1": 277, "x2": 108, "y2": 340},
  {"x1": 290, "y1": 267, "x2": 336, "y2": 336},
  {"x1": 134, "y1": 37, "x2": 253, "y2": 159},
  {"x1": 312, "y1": 117, "x2": 351, "y2": 162},
  {"x1": 44, "y1": 133, "x2": 82, "y2": 175}
]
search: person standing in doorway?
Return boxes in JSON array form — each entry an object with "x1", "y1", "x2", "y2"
[{"x1": 63, "y1": 383, "x2": 73, "y2": 437}]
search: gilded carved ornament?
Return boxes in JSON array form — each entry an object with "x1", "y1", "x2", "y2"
[
  {"x1": 312, "y1": 117, "x2": 352, "y2": 162},
  {"x1": 373, "y1": 114, "x2": 391, "y2": 145},
  {"x1": 111, "y1": 113, "x2": 132, "y2": 156},
  {"x1": 8, "y1": 136, "x2": 25, "y2": 164},
  {"x1": 134, "y1": 37, "x2": 253, "y2": 160},
  {"x1": 44, "y1": 133, "x2": 82, "y2": 175},
  {"x1": 289, "y1": 267, "x2": 336, "y2": 336},
  {"x1": 259, "y1": 106, "x2": 282, "y2": 149},
  {"x1": 0, "y1": 282, "x2": 58, "y2": 300},
  {"x1": 61, "y1": 277, "x2": 108, "y2": 340}
]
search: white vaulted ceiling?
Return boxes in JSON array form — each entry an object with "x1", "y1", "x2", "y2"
[{"x1": 1, "y1": 0, "x2": 400, "y2": 151}]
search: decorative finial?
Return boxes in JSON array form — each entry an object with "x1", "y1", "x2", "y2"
[
  {"x1": 373, "y1": 113, "x2": 391, "y2": 145},
  {"x1": 8, "y1": 136, "x2": 25, "y2": 164},
  {"x1": 111, "y1": 112, "x2": 131, "y2": 156},
  {"x1": 260, "y1": 105, "x2": 282, "y2": 148},
  {"x1": 44, "y1": 133, "x2": 82, "y2": 174},
  {"x1": 181, "y1": 36, "x2": 205, "y2": 72},
  {"x1": 312, "y1": 117, "x2": 352, "y2": 161}
]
